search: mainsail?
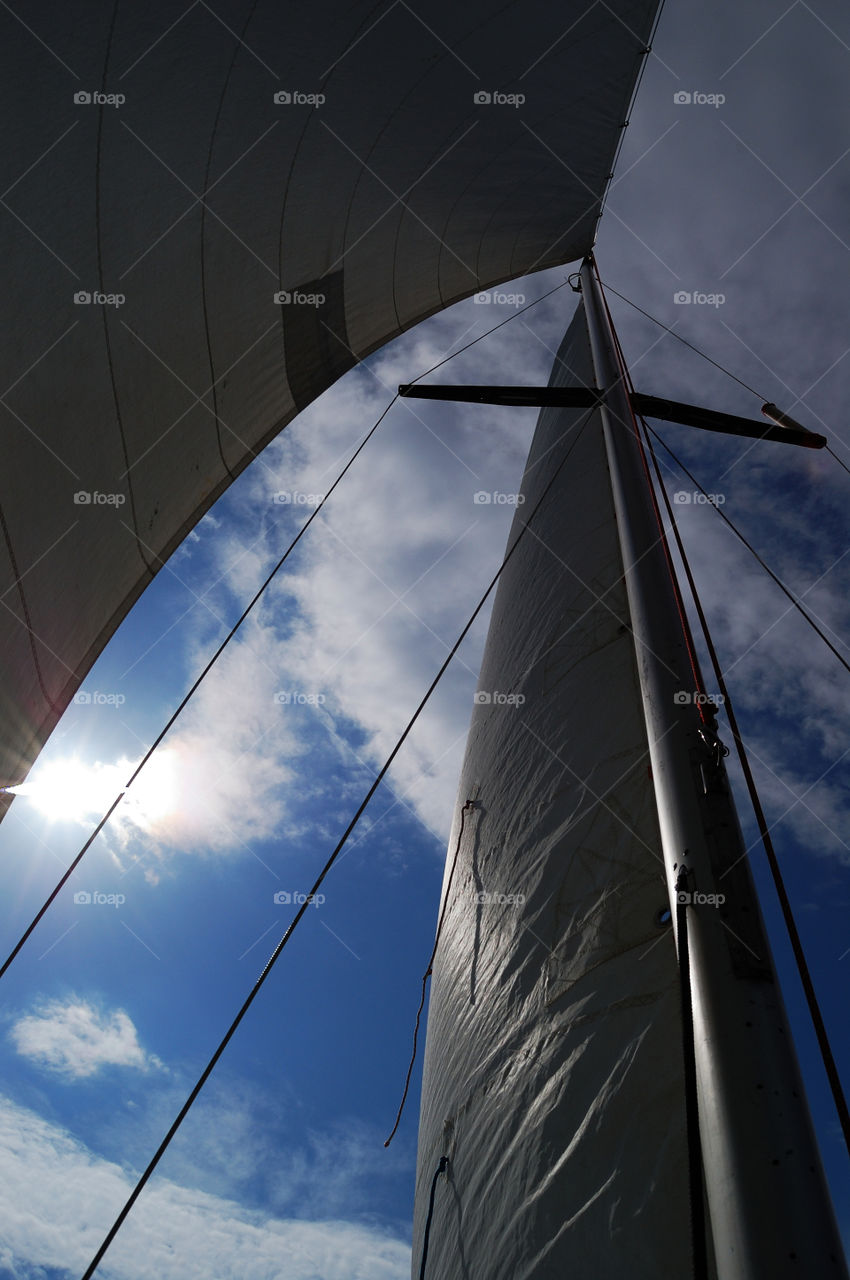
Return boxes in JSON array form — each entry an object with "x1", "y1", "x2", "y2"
[
  {"x1": 412, "y1": 268, "x2": 848, "y2": 1277},
  {"x1": 414, "y1": 302, "x2": 692, "y2": 1275},
  {"x1": 0, "y1": 0, "x2": 659, "y2": 811}
]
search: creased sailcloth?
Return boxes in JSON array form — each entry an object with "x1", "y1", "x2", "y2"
[
  {"x1": 0, "y1": 0, "x2": 659, "y2": 811},
  {"x1": 413, "y1": 304, "x2": 690, "y2": 1277}
]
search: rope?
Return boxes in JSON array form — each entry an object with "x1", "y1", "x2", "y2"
[
  {"x1": 599, "y1": 278, "x2": 850, "y2": 485},
  {"x1": 647, "y1": 427, "x2": 850, "y2": 680},
  {"x1": 384, "y1": 800, "x2": 475, "y2": 1147},
  {"x1": 642, "y1": 418, "x2": 850, "y2": 1163},
  {"x1": 407, "y1": 277, "x2": 574, "y2": 387},
  {"x1": 79, "y1": 408, "x2": 596, "y2": 1279},
  {"x1": 675, "y1": 867, "x2": 710, "y2": 1280},
  {"x1": 596, "y1": 278, "x2": 765, "y2": 400},
  {"x1": 418, "y1": 1156, "x2": 449, "y2": 1280},
  {"x1": 827, "y1": 444, "x2": 850, "y2": 479}
]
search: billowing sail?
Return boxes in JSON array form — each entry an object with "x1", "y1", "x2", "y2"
[
  {"x1": 0, "y1": 0, "x2": 659, "y2": 808},
  {"x1": 413, "y1": 303, "x2": 692, "y2": 1276}
]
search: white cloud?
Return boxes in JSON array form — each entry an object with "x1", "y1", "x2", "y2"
[
  {"x1": 0, "y1": 1095, "x2": 410, "y2": 1280},
  {"x1": 9, "y1": 998, "x2": 162, "y2": 1079}
]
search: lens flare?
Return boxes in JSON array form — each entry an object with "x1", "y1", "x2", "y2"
[{"x1": 5, "y1": 750, "x2": 178, "y2": 830}]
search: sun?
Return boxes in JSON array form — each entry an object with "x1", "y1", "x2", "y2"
[{"x1": 5, "y1": 750, "x2": 179, "y2": 829}]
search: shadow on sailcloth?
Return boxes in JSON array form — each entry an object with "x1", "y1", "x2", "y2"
[{"x1": 409, "y1": 259, "x2": 848, "y2": 1279}]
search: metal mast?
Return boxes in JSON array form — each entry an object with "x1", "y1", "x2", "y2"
[{"x1": 580, "y1": 255, "x2": 847, "y2": 1278}]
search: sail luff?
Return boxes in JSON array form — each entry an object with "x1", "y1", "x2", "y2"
[{"x1": 579, "y1": 257, "x2": 848, "y2": 1278}]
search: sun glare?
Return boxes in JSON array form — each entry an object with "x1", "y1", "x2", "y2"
[{"x1": 7, "y1": 750, "x2": 179, "y2": 830}]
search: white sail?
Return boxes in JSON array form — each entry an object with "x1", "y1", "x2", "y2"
[
  {"x1": 413, "y1": 302, "x2": 692, "y2": 1277},
  {"x1": 0, "y1": 0, "x2": 659, "y2": 809}
]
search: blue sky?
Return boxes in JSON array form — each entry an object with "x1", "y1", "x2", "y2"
[{"x1": 1, "y1": 1, "x2": 850, "y2": 1276}]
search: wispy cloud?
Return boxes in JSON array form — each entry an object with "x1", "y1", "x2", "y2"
[
  {"x1": 0, "y1": 1094, "x2": 410, "y2": 1279},
  {"x1": 9, "y1": 997, "x2": 163, "y2": 1079}
]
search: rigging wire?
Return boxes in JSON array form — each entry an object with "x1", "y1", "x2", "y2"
[
  {"x1": 79, "y1": 408, "x2": 597, "y2": 1280},
  {"x1": 598, "y1": 277, "x2": 850, "y2": 487},
  {"x1": 596, "y1": 277, "x2": 765, "y2": 399},
  {"x1": 640, "y1": 414, "x2": 850, "y2": 1162},
  {"x1": 384, "y1": 799, "x2": 475, "y2": 1147},
  {"x1": 826, "y1": 444, "x2": 850, "y2": 479},
  {"x1": 647, "y1": 426, "x2": 850, "y2": 679},
  {"x1": 0, "y1": 276, "x2": 574, "y2": 983}
]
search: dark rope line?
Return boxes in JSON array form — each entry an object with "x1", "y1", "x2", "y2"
[
  {"x1": 384, "y1": 800, "x2": 474, "y2": 1147},
  {"x1": 79, "y1": 408, "x2": 596, "y2": 1279},
  {"x1": 0, "y1": 396, "x2": 397, "y2": 983},
  {"x1": 597, "y1": 277, "x2": 764, "y2": 399},
  {"x1": 675, "y1": 868, "x2": 710, "y2": 1280},
  {"x1": 408, "y1": 277, "x2": 574, "y2": 386},
  {"x1": 647, "y1": 426, "x2": 850, "y2": 679},
  {"x1": 642, "y1": 419, "x2": 850, "y2": 1163},
  {"x1": 418, "y1": 1156, "x2": 449, "y2": 1280},
  {"x1": 827, "y1": 444, "x2": 850, "y2": 479}
]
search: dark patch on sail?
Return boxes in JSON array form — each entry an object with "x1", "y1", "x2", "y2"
[{"x1": 282, "y1": 271, "x2": 355, "y2": 411}]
